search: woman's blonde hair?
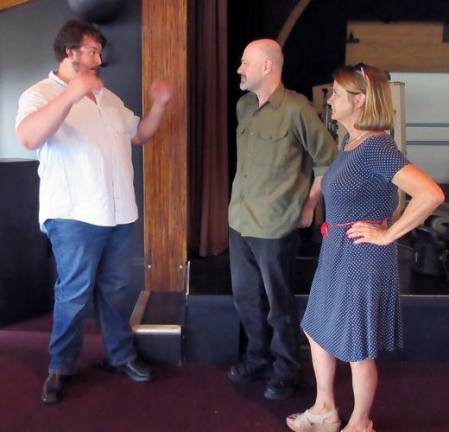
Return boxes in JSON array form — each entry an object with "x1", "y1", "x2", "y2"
[{"x1": 333, "y1": 63, "x2": 394, "y2": 130}]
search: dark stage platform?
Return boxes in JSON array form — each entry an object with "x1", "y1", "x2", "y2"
[{"x1": 133, "y1": 230, "x2": 449, "y2": 365}]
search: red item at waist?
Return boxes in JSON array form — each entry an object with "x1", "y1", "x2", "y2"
[{"x1": 320, "y1": 220, "x2": 383, "y2": 237}]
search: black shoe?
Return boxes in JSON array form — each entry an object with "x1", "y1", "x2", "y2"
[
  {"x1": 263, "y1": 376, "x2": 297, "y2": 400},
  {"x1": 41, "y1": 373, "x2": 70, "y2": 404},
  {"x1": 227, "y1": 361, "x2": 272, "y2": 383},
  {"x1": 117, "y1": 357, "x2": 153, "y2": 382}
]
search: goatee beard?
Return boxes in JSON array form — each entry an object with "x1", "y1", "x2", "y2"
[{"x1": 71, "y1": 61, "x2": 100, "y2": 76}]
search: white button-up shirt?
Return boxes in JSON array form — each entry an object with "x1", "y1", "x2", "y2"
[{"x1": 16, "y1": 71, "x2": 140, "y2": 229}]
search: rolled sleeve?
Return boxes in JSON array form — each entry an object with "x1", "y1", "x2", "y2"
[{"x1": 294, "y1": 101, "x2": 337, "y2": 177}]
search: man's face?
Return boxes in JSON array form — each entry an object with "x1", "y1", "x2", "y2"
[
  {"x1": 69, "y1": 35, "x2": 102, "y2": 75},
  {"x1": 237, "y1": 44, "x2": 265, "y2": 92}
]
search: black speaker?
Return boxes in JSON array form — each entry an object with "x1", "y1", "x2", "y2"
[
  {"x1": 67, "y1": 0, "x2": 126, "y2": 23},
  {"x1": 0, "y1": 161, "x2": 53, "y2": 326},
  {"x1": 412, "y1": 227, "x2": 446, "y2": 276}
]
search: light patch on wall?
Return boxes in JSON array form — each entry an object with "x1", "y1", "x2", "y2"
[{"x1": 390, "y1": 72, "x2": 449, "y2": 183}]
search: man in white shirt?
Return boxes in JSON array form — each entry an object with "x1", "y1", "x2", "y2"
[{"x1": 16, "y1": 20, "x2": 171, "y2": 404}]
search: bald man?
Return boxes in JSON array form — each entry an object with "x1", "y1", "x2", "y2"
[{"x1": 228, "y1": 39, "x2": 336, "y2": 399}]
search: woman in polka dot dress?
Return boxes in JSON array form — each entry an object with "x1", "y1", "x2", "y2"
[{"x1": 286, "y1": 64, "x2": 444, "y2": 432}]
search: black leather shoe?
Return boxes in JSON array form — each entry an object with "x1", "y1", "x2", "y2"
[
  {"x1": 263, "y1": 376, "x2": 297, "y2": 400},
  {"x1": 117, "y1": 357, "x2": 153, "y2": 382},
  {"x1": 41, "y1": 373, "x2": 70, "y2": 404},
  {"x1": 227, "y1": 361, "x2": 272, "y2": 383}
]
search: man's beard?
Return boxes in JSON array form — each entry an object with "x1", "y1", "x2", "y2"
[
  {"x1": 71, "y1": 60, "x2": 100, "y2": 76},
  {"x1": 239, "y1": 75, "x2": 247, "y2": 91}
]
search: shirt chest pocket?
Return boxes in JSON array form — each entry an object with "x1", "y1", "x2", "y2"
[
  {"x1": 236, "y1": 123, "x2": 249, "y2": 163},
  {"x1": 103, "y1": 107, "x2": 130, "y2": 135},
  {"x1": 102, "y1": 107, "x2": 132, "y2": 162},
  {"x1": 254, "y1": 123, "x2": 296, "y2": 166}
]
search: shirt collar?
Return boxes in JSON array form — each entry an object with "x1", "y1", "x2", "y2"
[
  {"x1": 247, "y1": 82, "x2": 285, "y2": 110},
  {"x1": 49, "y1": 70, "x2": 67, "y2": 87},
  {"x1": 267, "y1": 83, "x2": 285, "y2": 109},
  {"x1": 48, "y1": 70, "x2": 105, "y2": 100}
]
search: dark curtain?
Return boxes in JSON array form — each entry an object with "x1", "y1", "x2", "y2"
[{"x1": 189, "y1": 0, "x2": 229, "y2": 256}]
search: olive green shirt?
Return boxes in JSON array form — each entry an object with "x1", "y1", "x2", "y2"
[{"x1": 229, "y1": 84, "x2": 337, "y2": 239}]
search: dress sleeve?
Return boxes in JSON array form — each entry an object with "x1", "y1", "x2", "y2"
[{"x1": 364, "y1": 135, "x2": 410, "y2": 181}]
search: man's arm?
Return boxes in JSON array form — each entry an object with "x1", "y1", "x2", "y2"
[
  {"x1": 294, "y1": 99, "x2": 337, "y2": 176},
  {"x1": 294, "y1": 98, "x2": 337, "y2": 227},
  {"x1": 17, "y1": 73, "x2": 103, "y2": 150},
  {"x1": 298, "y1": 176, "x2": 322, "y2": 228},
  {"x1": 131, "y1": 80, "x2": 171, "y2": 145}
]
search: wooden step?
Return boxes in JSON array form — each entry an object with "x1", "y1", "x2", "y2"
[{"x1": 130, "y1": 291, "x2": 185, "y2": 366}]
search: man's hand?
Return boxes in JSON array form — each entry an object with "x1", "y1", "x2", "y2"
[
  {"x1": 66, "y1": 72, "x2": 103, "y2": 104},
  {"x1": 132, "y1": 81, "x2": 171, "y2": 145},
  {"x1": 298, "y1": 176, "x2": 322, "y2": 228},
  {"x1": 298, "y1": 203, "x2": 315, "y2": 228},
  {"x1": 17, "y1": 72, "x2": 103, "y2": 150},
  {"x1": 149, "y1": 80, "x2": 172, "y2": 107}
]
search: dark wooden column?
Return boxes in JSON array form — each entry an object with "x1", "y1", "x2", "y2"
[{"x1": 142, "y1": 0, "x2": 188, "y2": 292}]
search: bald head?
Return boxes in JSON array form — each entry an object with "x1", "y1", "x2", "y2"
[
  {"x1": 237, "y1": 39, "x2": 284, "y2": 94},
  {"x1": 247, "y1": 39, "x2": 284, "y2": 72}
]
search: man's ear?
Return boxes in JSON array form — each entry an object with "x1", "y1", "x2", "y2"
[
  {"x1": 65, "y1": 46, "x2": 75, "y2": 60},
  {"x1": 264, "y1": 59, "x2": 273, "y2": 74}
]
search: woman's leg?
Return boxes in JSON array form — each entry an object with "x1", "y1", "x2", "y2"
[
  {"x1": 306, "y1": 333, "x2": 340, "y2": 420},
  {"x1": 286, "y1": 333, "x2": 340, "y2": 431},
  {"x1": 345, "y1": 358, "x2": 377, "y2": 431}
]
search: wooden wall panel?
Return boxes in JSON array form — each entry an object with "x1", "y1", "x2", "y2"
[
  {"x1": 346, "y1": 21, "x2": 449, "y2": 72},
  {"x1": 0, "y1": 0, "x2": 28, "y2": 10},
  {"x1": 142, "y1": 0, "x2": 188, "y2": 292}
]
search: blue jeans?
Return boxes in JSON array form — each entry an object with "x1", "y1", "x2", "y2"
[{"x1": 44, "y1": 219, "x2": 136, "y2": 374}]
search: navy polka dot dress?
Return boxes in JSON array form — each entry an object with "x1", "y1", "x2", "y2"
[{"x1": 301, "y1": 134, "x2": 410, "y2": 362}]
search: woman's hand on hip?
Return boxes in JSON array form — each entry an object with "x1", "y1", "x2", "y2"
[{"x1": 346, "y1": 220, "x2": 393, "y2": 245}]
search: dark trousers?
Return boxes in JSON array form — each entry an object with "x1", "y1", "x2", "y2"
[{"x1": 229, "y1": 228, "x2": 301, "y2": 378}]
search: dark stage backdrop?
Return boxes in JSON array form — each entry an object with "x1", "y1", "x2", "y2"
[{"x1": 189, "y1": 0, "x2": 229, "y2": 257}]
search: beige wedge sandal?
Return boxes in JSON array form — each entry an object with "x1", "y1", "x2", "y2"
[{"x1": 286, "y1": 408, "x2": 342, "y2": 432}]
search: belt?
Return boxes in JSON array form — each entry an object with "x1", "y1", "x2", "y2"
[{"x1": 320, "y1": 220, "x2": 383, "y2": 237}]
